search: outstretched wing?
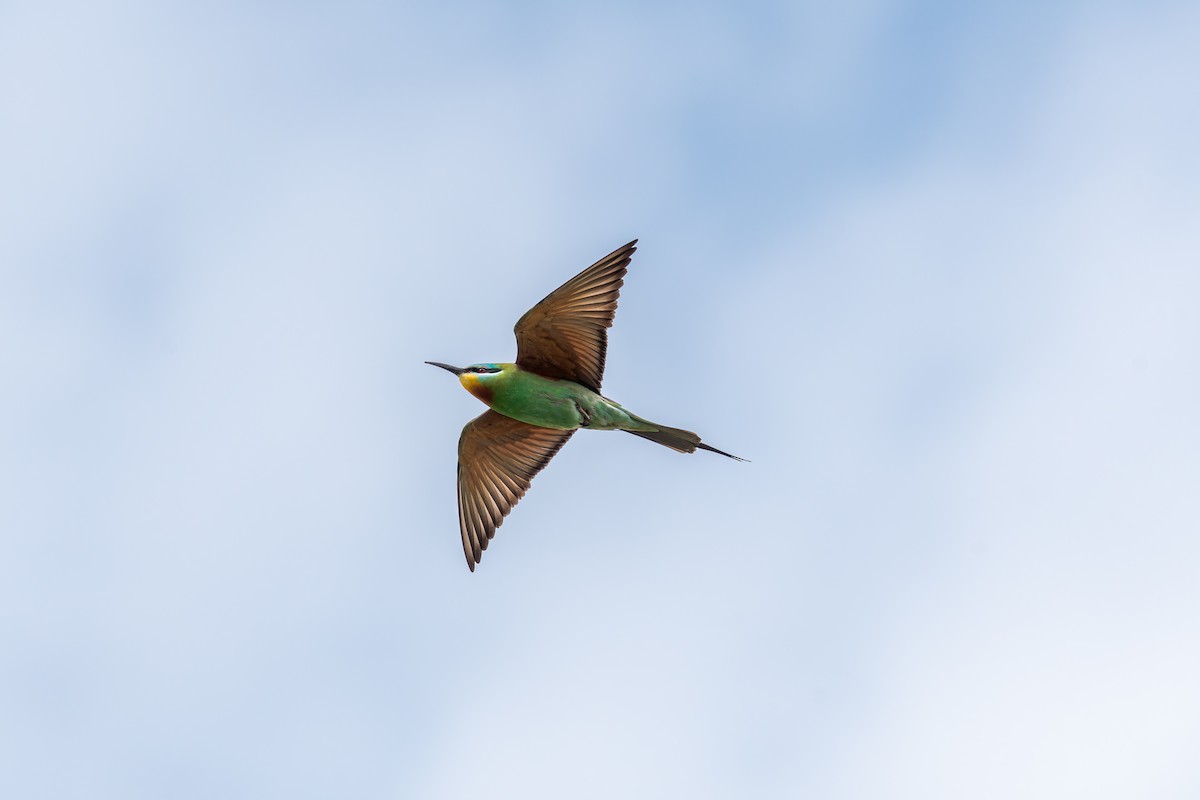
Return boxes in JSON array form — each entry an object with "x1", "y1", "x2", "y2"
[
  {"x1": 457, "y1": 409, "x2": 574, "y2": 571},
  {"x1": 514, "y1": 240, "x2": 637, "y2": 392}
]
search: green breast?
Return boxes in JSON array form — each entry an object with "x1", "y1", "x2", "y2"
[{"x1": 488, "y1": 368, "x2": 588, "y2": 430}]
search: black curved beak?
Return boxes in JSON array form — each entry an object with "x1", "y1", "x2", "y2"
[{"x1": 425, "y1": 361, "x2": 465, "y2": 375}]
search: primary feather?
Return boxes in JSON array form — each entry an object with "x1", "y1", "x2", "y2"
[
  {"x1": 456, "y1": 409, "x2": 574, "y2": 571},
  {"x1": 513, "y1": 240, "x2": 637, "y2": 392}
]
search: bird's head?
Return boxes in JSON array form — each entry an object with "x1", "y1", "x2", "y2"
[{"x1": 425, "y1": 361, "x2": 513, "y2": 403}]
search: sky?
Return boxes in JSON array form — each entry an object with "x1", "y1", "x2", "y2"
[{"x1": 3, "y1": 1, "x2": 1199, "y2": 797}]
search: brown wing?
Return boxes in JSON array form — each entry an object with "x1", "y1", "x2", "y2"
[
  {"x1": 457, "y1": 409, "x2": 574, "y2": 571},
  {"x1": 514, "y1": 240, "x2": 637, "y2": 392}
]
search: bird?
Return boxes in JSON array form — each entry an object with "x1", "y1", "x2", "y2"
[{"x1": 427, "y1": 239, "x2": 743, "y2": 570}]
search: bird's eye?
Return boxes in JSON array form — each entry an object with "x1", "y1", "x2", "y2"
[{"x1": 474, "y1": 367, "x2": 488, "y2": 373}]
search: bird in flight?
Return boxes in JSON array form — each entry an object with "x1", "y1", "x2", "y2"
[{"x1": 427, "y1": 240, "x2": 742, "y2": 570}]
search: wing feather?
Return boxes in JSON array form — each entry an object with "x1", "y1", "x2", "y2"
[
  {"x1": 514, "y1": 240, "x2": 637, "y2": 392},
  {"x1": 456, "y1": 410, "x2": 574, "y2": 571}
]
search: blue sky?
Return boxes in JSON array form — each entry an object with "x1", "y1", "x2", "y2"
[{"x1": 3, "y1": 1, "x2": 1199, "y2": 797}]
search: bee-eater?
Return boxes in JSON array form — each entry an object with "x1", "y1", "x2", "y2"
[{"x1": 427, "y1": 239, "x2": 742, "y2": 571}]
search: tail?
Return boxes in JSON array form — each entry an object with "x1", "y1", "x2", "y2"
[{"x1": 624, "y1": 421, "x2": 745, "y2": 461}]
